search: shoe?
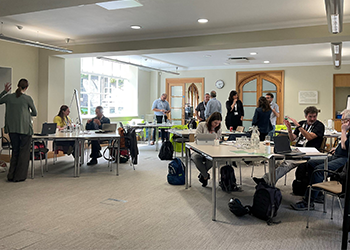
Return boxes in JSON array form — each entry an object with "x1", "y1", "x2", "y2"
[
  {"x1": 290, "y1": 200, "x2": 314, "y2": 211},
  {"x1": 67, "y1": 146, "x2": 74, "y2": 156},
  {"x1": 150, "y1": 141, "x2": 155, "y2": 145},
  {"x1": 198, "y1": 173, "x2": 210, "y2": 187},
  {"x1": 253, "y1": 177, "x2": 267, "y2": 185},
  {"x1": 314, "y1": 194, "x2": 324, "y2": 204},
  {"x1": 87, "y1": 158, "x2": 98, "y2": 166},
  {"x1": 97, "y1": 151, "x2": 102, "y2": 159}
]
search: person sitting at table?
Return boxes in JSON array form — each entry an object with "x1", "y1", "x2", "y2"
[
  {"x1": 85, "y1": 106, "x2": 110, "y2": 165},
  {"x1": 53, "y1": 105, "x2": 75, "y2": 156},
  {"x1": 252, "y1": 96, "x2": 273, "y2": 141},
  {"x1": 253, "y1": 106, "x2": 325, "y2": 185},
  {"x1": 290, "y1": 109, "x2": 350, "y2": 210},
  {"x1": 192, "y1": 112, "x2": 222, "y2": 187}
]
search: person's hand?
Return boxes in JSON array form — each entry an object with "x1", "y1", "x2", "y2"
[
  {"x1": 341, "y1": 120, "x2": 350, "y2": 131},
  {"x1": 240, "y1": 116, "x2": 243, "y2": 121},
  {"x1": 93, "y1": 119, "x2": 101, "y2": 126},
  {"x1": 330, "y1": 148, "x2": 336, "y2": 155},
  {"x1": 4, "y1": 82, "x2": 11, "y2": 93},
  {"x1": 288, "y1": 117, "x2": 299, "y2": 127},
  {"x1": 284, "y1": 119, "x2": 292, "y2": 130},
  {"x1": 87, "y1": 119, "x2": 92, "y2": 123}
]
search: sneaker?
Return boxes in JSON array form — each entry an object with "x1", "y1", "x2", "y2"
[
  {"x1": 87, "y1": 158, "x2": 98, "y2": 166},
  {"x1": 253, "y1": 177, "x2": 267, "y2": 185},
  {"x1": 67, "y1": 146, "x2": 74, "y2": 156},
  {"x1": 290, "y1": 200, "x2": 314, "y2": 211},
  {"x1": 198, "y1": 173, "x2": 210, "y2": 187}
]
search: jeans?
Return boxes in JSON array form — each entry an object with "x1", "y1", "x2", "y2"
[
  {"x1": 90, "y1": 140, "x2": 102, "y2": 159},
  {"x1": 304, "y1": 155, "x2": 348, "y2": 202},
  {"x1": 192, "y1": 153, "x2": 212, "y2": 179},
  {"x1": 268, "y1": 125, "x2": 275, "y2": 140}
]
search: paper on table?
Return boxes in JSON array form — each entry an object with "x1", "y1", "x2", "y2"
[{"x1": 296, "y1": 147, "x2": 320, "y2": 153}]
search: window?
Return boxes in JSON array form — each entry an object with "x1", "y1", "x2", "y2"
[{"x1": 80, "y1": 57, "x2": 137, "y2": 117}]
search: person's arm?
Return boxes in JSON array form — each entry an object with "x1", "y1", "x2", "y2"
[
  {"x1": 289, "y1": 117, "x2": 317, "y2": 141},
  {"x1": 195, "y1": 123, "x2": 205, "y2": 138},
  {"x1": 0, "y1": 83, "x2": 12, "y2": 104},
  {"x1": 165, "y1": 102, "x2": 171, "y2": 114},
  {"x1": 284, "y1": 119, "x2": 297, "y2": 141},
  {"x1": 272, "y1": 104, "x2": 280, "y2": 118},
  {"x1": 216, "y1": 128, "x2": 222, "y2": 140},
  {"x1": 27, "y1": 96, "x2": 37, "y2": 116},
  {"x1": 341, "y1": 121, "x2": 350, "y2": 150},
  {"x1": 239, "y1": 100, "x2": 244, "y2": 121},
  {"x1": 204, "y1": 101, "x2": 211, "y2": 119},
  {"x1": 219, "y1": 102, "x2": 222, "y2": 114},
  {"x1": 54, "y1": 116, "x2": 65, "y2": 131},
  {"x1": 252, "y1": 109, "x2": 258, "y2": 125},
  {"x1": 226, "y1": 101, "x2": 232, "y2": 113}
]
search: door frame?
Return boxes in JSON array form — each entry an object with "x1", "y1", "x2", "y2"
[{"x1": 166, "y1": 78, "x2": 205, "y2": 124}]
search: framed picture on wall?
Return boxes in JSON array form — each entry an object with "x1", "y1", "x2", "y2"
[{"x1": 298, "y1": 91, "x2": 318, "y2": 104}]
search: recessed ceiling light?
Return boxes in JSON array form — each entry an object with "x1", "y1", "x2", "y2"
[
  {"x1": 131, "y1": 25, "x2": 142, "y2": 29},
  {"x1": 264, "y1": 61, "x2": 270, "y2": 64},
  {"x1": 96, "y1": 0, "x2": 142, "y2": 10},
  {"x1": 198, "y1": 19, "x2": 208, "y2": 23},
  {"x1": 205, "y1": 55, "x2": 212, "y2": 58},
  {"x1": 250, "y1": 52, "x2": 257, "y2": 55}
]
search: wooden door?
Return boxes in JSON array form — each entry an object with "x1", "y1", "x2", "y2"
[{"x1": 236, "y1": 71, "x2": 284, "y2": 129}]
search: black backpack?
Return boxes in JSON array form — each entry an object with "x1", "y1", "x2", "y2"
[
  {"x1": 228, "y1": 198, "x2": 250, "y2": 217},
  {"x1": 219, "y1": 165, "x2": 238, "y2": 192},
  {"x1": 158, "y1": 141, "x2": 174, "y2": 160},
  {"x1": 250, "y1": 182, "x2": 282, "y2": 224},
  {"x1": 292, "y1": 162, "x2": 314, "y2": 196},
  {"x1": 187, "y1": 118, "x2": 197, "y2": 129},
  {"x1": 167, "y1": 158, "x2": 185, "y2": 185}
]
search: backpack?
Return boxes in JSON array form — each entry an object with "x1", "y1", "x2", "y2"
[
  {"x1": 158, "y1": 140, "x2": 174, "y2": 160},
  {"x1": 167, "y1": 158, "x2": 185, "y2": 185},
  {"x1": 250, "y1": 182, "x2": 282, "y2": 224},
  {"x1": 228, "y1": 198, "x2": 250, "y2": 217},
  {"x1": 187, "y1": 118, "x2": 197, "y2": 129},
  {"x1": 219, "y1": 165, "x2": 238, "y2": 192},
  {"x1": 31, "y1": 141, "x2": 48, "y2": 160},
  {"x1": 292, "y1": 162, "x2": 314, "y2": 196}
]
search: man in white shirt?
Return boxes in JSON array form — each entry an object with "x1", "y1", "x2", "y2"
[{"x1": 265, "y1": 93, "x2": 279, "y2": 139}]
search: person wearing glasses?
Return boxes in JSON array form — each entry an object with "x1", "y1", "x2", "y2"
[{"x1": 291, "y1": 109, "x2": 350, "y2": 211}]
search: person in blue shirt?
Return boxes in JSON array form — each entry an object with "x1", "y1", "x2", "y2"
[
  {"x1": 252, "y1": 96, "x2": 273, "y2": 141},
  {"x1": 151, "y1": 93, "x2": 171, "y2": 144},
  {"x1": 85, "y1": 106, "x2": 110, "y2": 165},
  {"x1": 205, "y1": 90, "x2": 222, "y2": 119}
]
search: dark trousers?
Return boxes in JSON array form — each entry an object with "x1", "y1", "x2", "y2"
[
  {"x1": 304, "y1": 155, "x2": 348, "y2": 202},
  {"x1": 8, "y1": 133, "x2": 32, "y2": 181},
  {"x1": 153, "y1": 115, "x2": 169, "y2": 142},
  {"x1": 90, "y1": 140, "x2": 101, "y2": 159},
  {"x1": 259, "y1": 132, "x2": 268, "y2": 141}
]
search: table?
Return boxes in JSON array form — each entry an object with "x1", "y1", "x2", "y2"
[
  {"x1": 128, "y1": 123, "x2": 173, "y2": 151},
  {"x1": 185, "y1": 142, "x2": 327, "y2": 221},
  {"x1": 32, "y1": 132, "x2": 120, "y2": 178}
]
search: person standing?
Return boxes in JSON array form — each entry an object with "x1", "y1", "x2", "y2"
[
  {"x1": 195, "y1": 93, "x2": 210, "y2": 122},
  {"x1": 252, "y1": 96, "x2": 272, "y2": 141},
  {"x1": 205, "y1": 90, "x2": 222, "y2": 119},
  {"x1": 85, "y1": 106, "x2": 110, "y2": 165},
  {"x1": 0, "y1": 79, "x2": 37, "y2": 182},
  {"x1": 151, "y1": 93, "x2": 171, "y2": 144},
  {"x1": 265, "y1": 93, "x2": 279, "y2": 139},
  {"x1": 225, "y1": 90, "x2": 244, "y2": 130}
]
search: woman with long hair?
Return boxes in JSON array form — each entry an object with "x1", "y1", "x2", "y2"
[
  {"x1": 53, "y1": 105, "x2": 75, "y2": 156},
  {"x1": 0, "y1": 79, "x2": 37, "y2": 182},
  {"x1": 192, "y1": 112, "x2": 222, "y2": 187},
  {"x1": 225, "y1": 90, "x2": 244, "y2": 130},
  {"x1": 252, "y1": 96, "x2": 273, "y2": 141}
]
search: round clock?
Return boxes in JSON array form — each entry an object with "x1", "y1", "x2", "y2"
[{"x1": 215, "y1": 80, "x2": 225, "y2": 89}]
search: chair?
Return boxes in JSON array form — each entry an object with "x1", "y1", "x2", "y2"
[
  {"x1": 306, "y1": 169, "x2": 344, "y2": 228},
  {"x1": 30, "y1": 141, "x2": 49, "y2": 177},
  {"x1": 1, "y1": 128, "x2": 11, "y2": 161},
  {"x1": 319, "y1": 137, "x2": 328, "y2": 153}
]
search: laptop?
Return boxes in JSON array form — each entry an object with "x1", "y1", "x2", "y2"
[
  {"x1": 96, "y1": 123, "x2": 117, "y2": 133},
  {"x1": 273, "y1": 136, "x2": 305, "y2": 156},
  {"x1": 34, "y1": 123, "x2": 57, "y2": 136},
  {"x1": 196, "y1": 133, "x2": 216, "y2": 145}
]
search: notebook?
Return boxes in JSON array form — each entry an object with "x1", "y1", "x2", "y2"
[
  {"x1": 34, "y1": 123, "x2": 57, "y2": 136},
  {"x1": 273, "y1": 136, "x2": 305, "y2": 156}
]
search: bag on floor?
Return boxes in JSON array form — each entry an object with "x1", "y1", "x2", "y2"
[
  {"x1": 219, "y1": 165, "x2": 239, "y2": 192},
  {"x1": 167, "y1": 158, "x2": 185, "y2": 185},
  {"x1": 250, "y1": 182, "x2": 282, "y2": 225},
  {"x1": 158, "y1": 140, "x2": 174, "y2": 160},
  {"x1": 292, "y1": 162, "x2": 313, "y2": 196},
  {"x1": 31, "y1": 141, "x2": 48, "y2": 160},
  {"x1": 228, "y1": 198, "x2": 250, "y2": 217}
]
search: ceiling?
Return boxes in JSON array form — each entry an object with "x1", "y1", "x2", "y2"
[{"x1": 0, "y1": 0, "x2": 349, "y2": 70}]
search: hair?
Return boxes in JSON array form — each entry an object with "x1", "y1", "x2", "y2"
[
  {"x1": 57, "y1": 105, "x2": 69, "y2": 123},
  {"x1": 206, "y1": 112, "x2": 222, "y2": 133},
  {"x1": 205, "y1": 93, "x2": 210, "y2": 97},
  {"x1": 303, "y1": 106, "x2": 318, "y2": 116},
  {"x1": 228, "y1": 90, "x2": 238, "y2": 102},
  {"x1": 341, "y1": 109, "x2": 350, "y2": 119},
  {"x1": 265, "y1": 92, "x2": 274, "y2": 99},
  {"x1": 16, "y1": 78, "x2": 29, "y2": 98},
  {"x1": 258, "y1": 96, "x2": 271, "y2": 112},
  {"x1": 161, "y1": 93, "x2": 167, "y2": 97},
  {"x1": 96, "y1": 106, "x2": 103, "y2": 112},
  {"x1": 210, "y1": 90, "x2": 216, "y2": 98}
]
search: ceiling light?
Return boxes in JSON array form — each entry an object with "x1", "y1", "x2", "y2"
[
  {"x1": 96, "y1": 0, "x2": 142, "y2": 10},
  {"x1": 325, "y1": 0, "x2": 343, "y2": 34},
  {"x1": 198, "y1": 19, "x2": 208, "y2": 23},
  {"x1": 131, "y1": 25, "x2": 141, "y2": 29},
  {"x1": 250, "y1": 52, "x2": 257, "y2": 55},
  {"x1": 205, "y1": 55, "x2": 212, "y2": 58},
  {"x1": 97, "y1": 56, "x2": 180, "y2": 75},
  {"x1": 331, "y1": 42, "x2": 342, "y2": 69},
  {"x1": 264, "y1": 61, "x2": 270, "y2": 64},
  {"x1": 0, "y1": 33, "x2": 72, "y2": 53}
]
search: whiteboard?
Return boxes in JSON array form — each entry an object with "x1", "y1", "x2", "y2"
[{"x1": 298, "y1": 91, "x2": 318, "y2": 104}]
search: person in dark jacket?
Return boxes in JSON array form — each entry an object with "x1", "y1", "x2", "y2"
[
  {"x1": 252, "y1": 96, "x2": 272, "y2": 141},
  {"x1": 85, "y1": 106, "x2": 110, "y2": 165},
  {"x1": 225, "y1": 90, "x2": 244, "y2": 131}
]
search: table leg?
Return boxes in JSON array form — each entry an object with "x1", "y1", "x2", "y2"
[
  {"x1": 44, "y1": 140, "x2": 48, "y2": 172},
  {"x1": 189, "y1": 149, "x2": 192, "y2": 188},
  {"x1": 80, "y1": 140, "x2": 84, "y2": 165},
  {"x1": 31, "y1": 140, "x2": 35, "y2": 179},
  {"x1": 155, "y1": 127, "x2": 159, "y2": 151},
  {"x1": 116, "y1": 138, "x2": 120, "y2": 176},
  {"x1": 74, "y1": 139, "x2": 79, "y2": 177},
  {"x1": 212, "y1": 159, "x2": 217, "y2": 221},
  {"x1": 185, "y1": 146, "x2": 189, "y2": 189},
  {"x1": 268, "y1": 156, "x2": 276, "y2": 187}
]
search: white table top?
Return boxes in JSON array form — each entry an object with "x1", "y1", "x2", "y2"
[
  {"x1": 275, "y1": 129, "x2": 341, "y2": 138},
  {"x1": 169, "y1": 129, "x2": 248, "y2": 136},
  {"x1": 128, "y1": 123, "x2": 173, "y2": 128},
  {"x1": 32, "y1": 131, "x2": 120, "y2": 140}
]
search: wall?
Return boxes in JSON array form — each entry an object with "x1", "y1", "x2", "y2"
[
  {"x1": 0, "y1": 67, "x2": 12, "y2": 128},
  {"x1": 137, "y1": 69, "x2": 151, "y2": 119},
  {"x1": 159, "y1": 64, "x2": 350, "y2": 124}
]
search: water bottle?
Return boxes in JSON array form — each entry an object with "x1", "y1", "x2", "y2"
[
  {"x1": 162, "y1": 115, "x2": 165, "y2": 124},
  {"x1": 251, "y1": 126, "x2": 260, "y2": 150},
  {"x1": 153, "y1": 115, "x2": 157, "y2": 125}
]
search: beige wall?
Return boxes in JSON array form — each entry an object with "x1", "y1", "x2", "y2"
[{"x1": 159, "y1": 65, "x2": 350, "y2": 125}]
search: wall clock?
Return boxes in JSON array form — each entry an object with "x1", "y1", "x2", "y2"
[{"x1": 215, "y1": 80, "x2": 225, "y2": 89}]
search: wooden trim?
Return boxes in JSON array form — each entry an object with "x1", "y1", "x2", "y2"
[{"x1": 333, "y1": 74, "x2": 350, "y2": 119}]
